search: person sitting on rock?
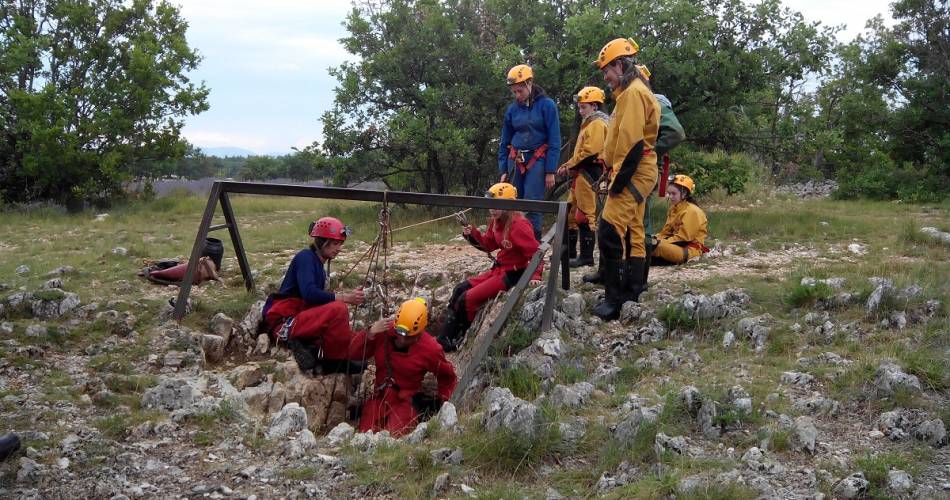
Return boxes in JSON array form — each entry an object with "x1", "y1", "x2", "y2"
[
  {"x1": 437, "y1": 182, "x2": 540, "y2": 353},
  {"x1": 262, "y1": 216, "x2": 370, "y2": 374},
  {"x1": 350, "y1": 298, "x2": 457, "y2": 437},
  {"x1": 650, "y1": 174, "x2": 709, "y2": 265}
]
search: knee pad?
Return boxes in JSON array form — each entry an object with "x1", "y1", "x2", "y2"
[{"x1": 597, "y1": 221, "x2": 623, "y2": 259}]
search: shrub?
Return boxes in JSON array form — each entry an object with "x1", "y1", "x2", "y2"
[
  {"x1": 786, "y1": 282, "x2": 833, "y2": 308},
  {"x1": 657, "y1": 304, "x2": 697, "y2": 331},
  {"x1": 673, "y1": 149, "x2": 763, "y2": 195}
]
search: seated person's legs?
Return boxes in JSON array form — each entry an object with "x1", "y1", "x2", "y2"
[{"x1": 651, "y1": 239, "x2": 688, "y2": 265}]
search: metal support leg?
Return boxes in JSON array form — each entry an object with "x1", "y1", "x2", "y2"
[
  {"x1": 540, "y1": 201, "x2": 568, "y2": 332},
  {"x1": 219, "y1": 191, "x2": 254, "y2": 291},
  {"x1": 173, "y1": 183, "x2": 222, "y2": 320}
]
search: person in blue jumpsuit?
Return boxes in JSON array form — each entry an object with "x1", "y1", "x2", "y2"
[{"x1": 497, "y1": 64, "x2": 561, "y2": 240}]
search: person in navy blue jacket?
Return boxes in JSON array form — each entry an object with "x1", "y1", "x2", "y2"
[
  {"x1": 497, "y1": 64, "x2": 561, "y2": 241},
  {"x1": 263, "y1": 216, "x2": 380, "y2": 374}
]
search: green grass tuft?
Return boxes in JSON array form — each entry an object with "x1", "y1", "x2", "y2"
[{"x1": 657, "y1": 304, "x2": 697, "y2": 331}]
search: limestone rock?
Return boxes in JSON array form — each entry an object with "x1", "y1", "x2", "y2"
[
  {"x1": 142, "y1": 378, "x2": 197, "y2": 412},
  {"x1": 405, "y1": 422, "x2": 427, "y2": 444},
  {"x1": 722, "y1": 331, "x2": 735, "y2": 348},
  {"x1": 873, "y1": 360, "x2": 921, "y2": 398},
  {"x1": 913, "y1": 419, "x2": 947, "y2": 447},
  {"x1": 920, "y1": 226, "x2": 950, "y2": 245},
  {"x1": 613, "y1": 409, "x2": 644, "y2": 446},
  {"x1": 619, "y1": 301, "x2": 642, "y2": 323},
  {"x1": 31, "y1": 291, "x2": 80, "y2": 319},
  {"x1": 561, "y1": 293, "x2": 584, "y2": 319},
  {"x1": 792, "y1": 395, "x2": 839, "y2": 416},
  {"x1": 209, "y1": 312, "x2": 234, "y2": 341},
  {"x1": 482, "y1": 387, "x2": 542, "y2": 439},
  {"x1": 550, "y1": 382, "x2": 594, "y2": 408},
  {"x1": 781, "y1": 371, "x2": 816, "y2": 388},
  {"x1": 438, "y1": 401, "x2": 459, "y2": 432},
  {"x1": 430, "y1": 447, "x2": 463, "y2": 465},
  {"x1": 833, "y1": 473, "x2": 869, "y2": 499},
  {"x1": 325, "y1": 422, "x2": 355, "y2": 447},
  {"x1": 228, "y1": 365, "x2": 265, "y2": 390},
  {"x1": 201, "y1": 334, "x2": 226, "y2": 363},
  {"x1": 654, "y1": 433, "x2": 688, "y2": 456},
  {"x1": 792, "y1": 416, "x2": 818, "y2": 453},
  {"x1": 433, "y1": 472, "x2": 450, "y2": 496},
  {"x1": 886, "y1": 469, "x2": 913, "y2": 496},
  {"x1": 267, "y1": 402, "x2": 308, "y2": 439}
]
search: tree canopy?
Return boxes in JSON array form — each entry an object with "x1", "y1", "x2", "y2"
[
  {"x1": 322, "y1": 0, "x2": 947, "y2": 200},
  {"x1": 0, "y1": 0, "x2": 208, "y2": 209}
]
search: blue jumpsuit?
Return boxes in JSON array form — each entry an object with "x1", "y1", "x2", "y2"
[{"x1": 497, "y1": 91, "x2": 561, "y2": 239}]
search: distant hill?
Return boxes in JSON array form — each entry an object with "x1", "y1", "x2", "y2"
[{"x1": 200, "y1": 146, "x2": 257, "y2": 158}]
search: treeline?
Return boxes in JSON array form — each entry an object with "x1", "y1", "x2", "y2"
[
  {"x1": 169, "y1": 145, "x2": 331, "y2": 182},
  {"x1": 322, "y1": 0, "x2": 947, "y2": 201}
]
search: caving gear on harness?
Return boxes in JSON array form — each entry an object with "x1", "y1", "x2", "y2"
[
  {"x1": 507, "y1": 144, "x2": 549, "y2": 176},
  {"x1": 575, "y1": 86, "x2": 606, "y2": 104},
  {"x1": 395, "y1": 298, "x2": 428, "y2": 337},
  {"x1": 310, "y1": 216, "x2": 350, "y2": 241},
  {"x1": 487, "y1": 182, "x2": 518, "y2": 200},
  {"x1": 506, "y1": 64, "x2": 534, "y2": 85},
  {"x1": 595, "y1": 37, "x2": 640, "y2": 69},
  {"x1": 670, "y1": 174, "x2": 695, "y2": 195}
]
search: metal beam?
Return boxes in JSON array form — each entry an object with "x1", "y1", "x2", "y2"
[{"x1": 217, "y1": 181, "x2": 561, "y2": 213}]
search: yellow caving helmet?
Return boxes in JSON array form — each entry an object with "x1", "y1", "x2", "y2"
[
  {"x1": 671, "y1": 174, "x2": 695, "y2": 194},
  {"x1": 487, "y1": 182, "x2": 518, "y2": 200},
  {"x1": 395, "y1": 297, "x2": 428, "y2": 337},
  {"x1": 506, "y1": 64, "x2": 534, "y2": 85},
  {"x1": 636, "y1": 64, "x2": 651, "y2": 80},
  {"x1": 575, "y1": 86, "x2": 606, "y2": 104},
  {"x1": 595, "y1": 37, "x2": 640, "y2": 69}
]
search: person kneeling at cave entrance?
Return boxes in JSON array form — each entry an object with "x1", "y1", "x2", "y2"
[
  {"x1": 436, "y1": 182, "x2": 540, "y2": 353},
  {"x1": 261, "y1": 216, "x2": 375, "y2": 375},
  {"x1": 349, "y1": 298, "x2": 458, "y2": 437}
]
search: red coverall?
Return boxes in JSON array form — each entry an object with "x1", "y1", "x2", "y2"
[
  {"x1": 265, "y1": 299, "x2": 355, "y2": 359},
  {"x1": 349, "y1": 329, "x2": 458, "y2": 436},
  {"x1": 461, "y1": 214, "x2": 540, "y2": 321}
]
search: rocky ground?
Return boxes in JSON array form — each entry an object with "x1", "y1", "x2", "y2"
[{"x1": 0, "y1": 194, "x2": 948, "y2": 499}]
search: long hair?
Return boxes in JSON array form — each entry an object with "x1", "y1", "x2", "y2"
[
  {"x1": 489, "y1": 210, "x2": 524, "y2": 241},
  {"x1": 617, "y1": 56, "x2": 650, "y2": 91}
]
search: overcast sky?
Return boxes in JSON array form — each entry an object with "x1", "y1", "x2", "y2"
[{"x1": 176, "y1": 0, "x2": 895, "y2": 156}]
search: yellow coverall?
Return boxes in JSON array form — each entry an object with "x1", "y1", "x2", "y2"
[
  {"x1": 654, "y1": 201, "x2": 708, "y2": 264},
  {"x1": 562, "y1": 115, "x2": 608, "y2": 228},
  {"x1": 600, "y1": 78, "x2": 659, "y2": 259}
]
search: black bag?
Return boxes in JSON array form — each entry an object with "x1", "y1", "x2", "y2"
[{"x1": 202, "y1": 237, "x2": 224, "y2": 271}]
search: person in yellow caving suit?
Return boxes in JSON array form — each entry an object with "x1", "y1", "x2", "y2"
[
  {"x1": 651, "y1": 174, "x2": 709, "y2": 265},
  {"x1": 556, "y1": 86, "x2": 609, "y2": 269},
  {"x1": 590, "y1": 37, "x2": 659, "y2": 321}
]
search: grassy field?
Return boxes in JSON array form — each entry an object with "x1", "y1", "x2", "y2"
[{"x1": 1, "y1": 188, "x2": 948, "y2": 498}]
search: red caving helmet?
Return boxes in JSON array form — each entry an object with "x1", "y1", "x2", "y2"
[{"x1": 309, "y1": 216, "x2": 350, "y2": 241}]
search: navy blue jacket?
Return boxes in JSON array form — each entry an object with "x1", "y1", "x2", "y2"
[
  {"x1": 277, "y1": 248, "x2": 335, "y2": 305},
  {"x1": 497, "y1": 89, "x2": 561, "y2": 174}
]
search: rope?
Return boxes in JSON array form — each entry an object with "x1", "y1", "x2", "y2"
[{"x1": 390, "y1": 208, "x2": 473, "y2": 233}]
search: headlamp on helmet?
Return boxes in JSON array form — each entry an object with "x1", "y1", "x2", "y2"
[{"x1": 394, "y1": 297, "x2": 428, "y2": 337}]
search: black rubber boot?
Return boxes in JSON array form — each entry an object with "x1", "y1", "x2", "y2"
[
  {"x1": 570, "y1": 224, "x2": 595, "y2": 268},
  {"x1": 642, "y1": 237, "x2": 656, "y2": 291},
  {"x1": 566, "y1": 229, "x2": 578, "y2": 260},
  {"x1": 0, "y1": 433, "x2": 20, "y2": 462},
  {"x1": 624, "y1": 257, "x2": 647, "y2": 304},
  {"x1": 592, "y1": 258, "x2": 623, "y2": 321},
  {"x1": 436, "y1": 308, "x2": 469, "y2": 353},
  {"x1": 286, "y1": 339, "x2": 317, "y2": 371},
  {"x1": 582, "y1": 256, "x2": 603, "y2": 283}
]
